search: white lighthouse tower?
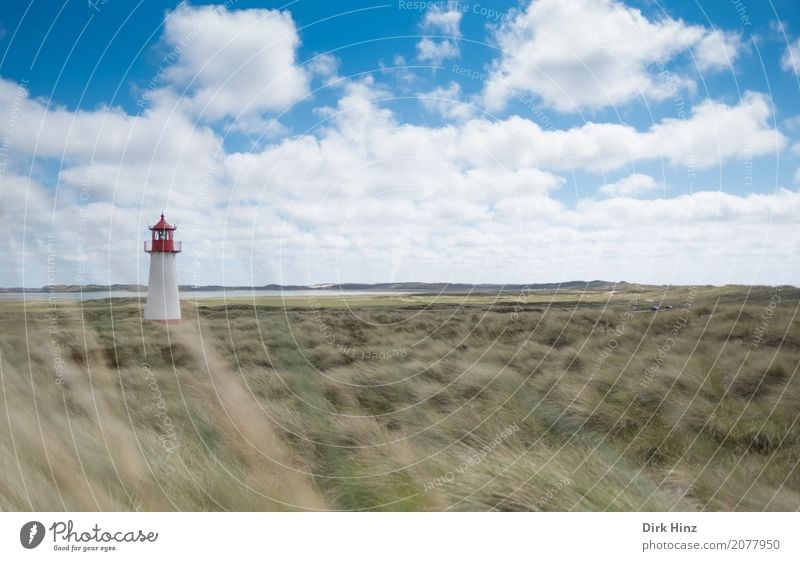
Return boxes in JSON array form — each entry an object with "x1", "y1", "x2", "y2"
[{"x1": 144, "y1": 213, "x2": 182, "y2": 322}]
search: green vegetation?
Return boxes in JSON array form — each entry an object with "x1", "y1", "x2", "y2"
[{"x1": 1, "y1": 285, "x2": 798, "y2": 511}]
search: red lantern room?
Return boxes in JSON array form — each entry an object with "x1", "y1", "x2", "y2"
[{"x1": 144, "y1": 213, "x2": 182, "y2": 254}]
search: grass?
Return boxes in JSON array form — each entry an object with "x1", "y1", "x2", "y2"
[{"x1": 1, "y1": 284, "x2": 798, "y2": 511}]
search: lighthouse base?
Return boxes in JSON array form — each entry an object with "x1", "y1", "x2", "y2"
[{"x1": 144, "y1": 252, "x2": 181, "y2": 321}]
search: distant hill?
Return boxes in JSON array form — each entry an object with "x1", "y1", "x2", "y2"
[
  {"x1": 329, "y1": 280, "x2": 630, "y2": 292},
  {"x1": 0, "y1": 281, "x2": 635, "y2": 293}
]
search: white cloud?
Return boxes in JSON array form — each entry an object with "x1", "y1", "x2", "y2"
[
  {"x1": 0, "y1": 80, "x2": 220, "y2": 166},
  {"x1": 642, "y1": 91, "x2": 783, "y2": 169},
  {"x1": 162, "y1": 4, "x2": 309, "y2": 121},
  {"x1": 0, "y1": 73, "x2": 782, "y2": 195},
  {"x1": 419, "y1": 82, "x2": 475, "y2": 121},
  {"x1": 456, "y1": 92, "x2": 783, "y2": 172},
  {"x1": 0, "y1": 78, "x2": 225, "y2": 212},
  {"x1": 416, "y1": 6, "x2": 462, "y2": 66},
  {"x1": 694, "y1": 30, "x2": 744, "y2": 71},
  {"x1": 215, "y1": 81, "x2": 791, "y2": 286},
  {"x1": 599, "y1": 173, "x2": 660, "y2": 197},
  {"x1": 422, "y1": 6, "x2": 462, "y2": 37},
  {"x1": 782, "y1": 39, "x2": 800, "y2": 75},
  {"x1": 0, "y1": 174, "x2": 157, "y2": 287},
  {"x1": 784, "y1": 115, "x2": 800, "y2": 132},
  {"x1": 314, "y1": 77, "x2": 395, "y2": 133},
  {"x1": 578, "y1": 188, "x2": 800, "y2": 225},
  {"x1": 416, "y1": 37, "x2": 460, "y2": 66},
  {"x1": 307, "y1": 53, "x2": 340, "y2": 81},
  {"x1": 379, "y1": 55, "x2": 421, "y2": 87},
  {"x1": 0, "y1": 68, "x2": 788, "y2": 287},
  {"x1": 483, "y1": 0, "x2": 743, "y2": 111},
  {"x1": 223, "y1": 114, "x2": 289, "y2": 138}
]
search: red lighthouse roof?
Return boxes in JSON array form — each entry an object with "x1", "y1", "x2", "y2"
[
  {"x1": 150, "y1": 213, "x2": 176, "y2": 230},
  {"x1": 145, "y1": 213, "x2": 181, "y2": 254}
]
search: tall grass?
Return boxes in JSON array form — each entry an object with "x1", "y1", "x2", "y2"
[{"x1": 1, "y1": 286, "x2": 798, "y2": 510}]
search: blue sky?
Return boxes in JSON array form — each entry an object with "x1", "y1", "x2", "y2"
[{"x1": 0, "y1": 0, "x2": 799, "y2": 286}]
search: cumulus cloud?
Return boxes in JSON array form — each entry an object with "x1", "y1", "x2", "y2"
[
  {"x1": 578, "y1": 188, "x2": 800, "y2": 225},
  {"x1": 306, "y1": 53, "x2": 340, "y2": 81},
  {"x1": 0, "y1": 78, "x2": 225, "y2": 213},
  {"x1": 642, "y1": 91, "x2": 783, "y2": 169},
  {"x1": 422, "y1": 6, "x2": 462, "y2": 37},
  {"x1": 452, "y1": 92, "x2": 783, "y2": 172},
  {"x1": 380, "y1": 55, "x2": 421, "y2": 87},
  {"x1": 417, "y1": 38, "x2": 460, "y2": 66},
  {"x1": 215, "y1": 81, "x2": 792, "y2": 285},
  {"x1": 0, "y1": 173, "x2": 154, "y2": 287},
  {"x1": 782, "y1": 39, "x2": 800, "y2": 75},
  {"x1": 482, "y1": 0, "x2": 743, "y2": 111},
  {"x1": 416, "y1": 6, "x2": 462, "y2": 66},
  {"x1": 599, "y1": 173, "x2": 660, "y2": 197},
  {"x1": 694, "y1": 30, "x2": 744, "y2": 71},
  {"x1": 0, "y1": 80, "x2": 220, "y2": 166},
  {"x1": 162, "y1": 3, "x2": 309, "y2": 121},
  {"x1": 419, "y1": 82, "x2": 475, "y2": 121},
  {"x1": 1, "y1": 76, "x2": 786, "y2": 286}
]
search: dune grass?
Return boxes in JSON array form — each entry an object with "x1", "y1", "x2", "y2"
[{"x1": 1, "y1": 285, "x2": 798, "y2": 511}]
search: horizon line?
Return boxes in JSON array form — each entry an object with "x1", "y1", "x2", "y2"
[{"x1": 2, "y1": 280, "x2": 797, "y2": 292}]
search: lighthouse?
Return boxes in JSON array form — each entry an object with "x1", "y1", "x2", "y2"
[{"x1": 144, "y1": 213, "x2": 182, "y2": 322}]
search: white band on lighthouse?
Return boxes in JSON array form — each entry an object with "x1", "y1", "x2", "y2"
[
  {"x1": 144, "y1": 252, "x2": 181, "y2": 321},
  {"x1": 144, "y1": 214, "x2": 181, "y2": 322}
]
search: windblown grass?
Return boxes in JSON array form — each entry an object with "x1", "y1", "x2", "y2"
[{"x1": 1, "y1": 285, "x2": 798, "y2": 510}]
